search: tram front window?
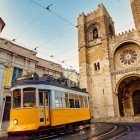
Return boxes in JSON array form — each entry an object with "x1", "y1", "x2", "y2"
[
  {"x1": 13, "y1": 89, "x2": 21, "y2": 108},
  {"x1": 23, "y1": 88, "x2": 36, "y2": 107}
]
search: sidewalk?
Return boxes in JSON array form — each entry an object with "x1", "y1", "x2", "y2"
[{"x1": 0, "y1": 131, "x2": 7, "y2": 137}]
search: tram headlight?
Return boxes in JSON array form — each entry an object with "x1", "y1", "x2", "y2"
[{"x1": 13, "y1": 119, "x2": 18, "y2": 125}]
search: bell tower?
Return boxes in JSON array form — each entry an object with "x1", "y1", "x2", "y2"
[
  {"x1": 131, "y1": 0, "x2": 140, "y2": 30},
  {"x1": 77, "y1": 3, "x2": 115, "y2": 89},
  {"x1": 77, "y1": 4, "x2": 115, "y2": 50},
  {"x1": 0, "y1": 18, "x2": 5, "y2": 34},
  {"x1": 77, "y1": 4, "x2": 115, "y2": 118}
]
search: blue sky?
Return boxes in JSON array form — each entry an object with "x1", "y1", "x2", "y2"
[{"x1": 0, "y1": 0, "x2": 135, "y2": 71}]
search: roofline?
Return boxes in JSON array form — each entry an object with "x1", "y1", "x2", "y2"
[
  {"x1": 12, "y1": 80, "x2": 88, "y2": 93},
  {"x1": 36, "y1": 57, "x2": 61, "y2": 67},
  {"x1": 0, "y1": 18, "x2": 5, "y2": 31},
  {"x1": 0, "y1": 37, "x2": 37, "y2": 54}
]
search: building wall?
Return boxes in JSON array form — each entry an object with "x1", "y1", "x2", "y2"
[
  {"x1": 78, "y1": 0, "x2": 140, "y2": 119},
  {"x1": 109, "y1": 30, "x2": 140, "y2": 117},
  {"x1": 63, "y1": 68, "x2": 79, "y2": 85},
  {"x1": 131, "y1": 0, "x2": 140, "y2": 30},
  {"x1": 78, "y1": 4, "x2": 114, "y2": 118},
  {"x1": 37, "y1": 57, "x2": 62, "y2": 78},
  {"x1": 0, "y1": 37, "x2": 63, "y2": 127}
]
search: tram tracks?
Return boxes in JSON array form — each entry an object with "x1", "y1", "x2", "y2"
[
  {"x1": 27, "y1": 124, "x2": 90, "y2": 140},
  {"x1": 7, "y1": 123, "x2": 130, "y2": 140},
  {"x1": 89, "y1": 123, "x2": 129, "y2": 140},
  {"x1": 27, "y1": 130, "x2": 79, "y2": 140}
]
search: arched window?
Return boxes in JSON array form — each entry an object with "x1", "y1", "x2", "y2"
[
  {"x1": 93, "y1": 28, "x2": 98, "y2": 39},
  {"x1": 109, "y1": 25, "x2": 114, "y2": 37},
  {"x1": 87, "y1": 23, "x2": 99, "y2": 41},
  {"x1": 88, "y1": 28, "x2": 98, "y2": 41},
  {"x1": 88, "y1": 30, "x2": 93, "y2": 41}
]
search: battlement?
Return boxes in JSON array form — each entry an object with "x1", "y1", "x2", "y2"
[
  {"x1": 109, "y1": 28, "x2": 137, "y2": 44},
  {"x1": 116, "y1": 28, "x2": 135, "y2": 37},
  {"x1": 78, "y1": 3, "x2": 112, "y2": 22}
]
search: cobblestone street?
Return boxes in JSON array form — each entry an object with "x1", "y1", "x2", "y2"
[
  {"x1": 1, "y1": 122, "x2": 140, "y2": 139},
  {"x1": 118, "y1": 123, "x2": 140, "y2": 140}
]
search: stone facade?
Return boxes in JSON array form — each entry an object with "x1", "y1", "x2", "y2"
[{"x1": 78, "y1": 0, "x2": 140, "y2": 119}]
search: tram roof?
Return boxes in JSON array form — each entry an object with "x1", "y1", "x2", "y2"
[{"x1": 12, "y1": 73, "x2": 88, "y2": 94}]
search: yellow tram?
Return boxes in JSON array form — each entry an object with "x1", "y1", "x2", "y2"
[{"x1": 7, "y1": 73, "x2": 90, "y2": 138}]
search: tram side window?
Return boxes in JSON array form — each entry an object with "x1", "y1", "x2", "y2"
[
  {"x1": 45, "y1": 93, "x2": 49, "y2": 106},
  {"x1": 83, "y1": 96, "x2": 88, "y2": 108},
  {"x1": 61, "y1": 93, "x2": 69, "y2": 107},
  {"x1": 69, "y1": 93, "x2": 75, "y2": 108},
  {"x1": 23, "y1": 88, "x2": 36, "y2": 107},
  {"x1": 55, "y1": 91, "x2": 62, "y2": 108},
  {"x1": 79, "y1": 96, "x2": 84, "y2": 108},
  {"x1": 75, "y1": 95, "x2": 80, "y2": 108},
  {"x1": 63, "y1": 93, "x2": 69, "y2": 107},
  {"x1": 13, "y1": 89, "x2": 21, "y2": 108},
  {"x1": 39, "y1": 91, "x2": 49, "y2": 106},
  {"x1": 39, "y1": 92, "x2": 43, "y2": 106}
]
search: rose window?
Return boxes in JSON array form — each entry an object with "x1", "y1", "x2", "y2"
[{"x1": 120, "y1": 49, "x2": 137, "y2": 65}]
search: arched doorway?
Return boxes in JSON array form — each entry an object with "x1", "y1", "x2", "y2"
[
  {"x1": 118, "y1": 76, "x2": 140, "y2": 117},
  {"x1": 132, "y1": 90, "x2": 140, "y2": 115}
]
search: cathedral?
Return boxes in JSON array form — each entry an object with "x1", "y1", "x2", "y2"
[{"x1": 77, "y1": 0, "x2": 140, "y2": 120}]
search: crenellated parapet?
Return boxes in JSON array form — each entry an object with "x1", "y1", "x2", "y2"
[
  {"x1": 109, "y1": 28, "x2": 139, "y2": 45},
  {"x1": 78, "y1": 3, "x2": 112, "y2": 24},
  {"x1": 77, "y1": 3, "x2": 115, "y2": 43}
]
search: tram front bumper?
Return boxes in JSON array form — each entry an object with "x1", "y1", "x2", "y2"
[{"x1": 7, "y1": 123, "x2": 39, "y2": 133}]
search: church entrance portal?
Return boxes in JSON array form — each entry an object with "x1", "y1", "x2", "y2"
[
  {"x1": 118, "y1": 76, "x2": 140, "y2": 117},
  {"x1": 132, "y1": 90, "x2": 140, "y2": 115}
]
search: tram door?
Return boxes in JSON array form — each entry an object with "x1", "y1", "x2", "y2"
[{"x1": 39, "y1": 90, "x2": 50, "y2": 126}]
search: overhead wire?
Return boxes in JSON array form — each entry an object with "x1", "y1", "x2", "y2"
[
  {"x1": 5, "y1": 1, "x2": 136, "y2": 71},
  {"x1": 12, "y1": 0, "x2": 56, "y2": 42},
  {"x1": 29, "y1": 2, "x2": 79, "y2": 58},
  {"x1": 11, "y1": 22, "x2": 135, "y2": 70},
  {"x1": 10, "y1": 39, "x2": 35, "y2": 50},
  {"x1": 34, "y1": 46, "x2": 79, "y2": 69},
  {"x1": 51, "y1": 47, "x2": 77, "y2": 58},
  {"x1": 62, "y1": 57, "x2": 78, "y2": 62},
  {"x1": 49, "y1": 21, "x2": 135, "y2": 68},
  {"x1": 11, "y1": 21, "x2": 136, "y2": 69},
  {"x1": 47, "y1": 9, "x2": 76, "y2": 27},
  {"x1": 1, "y1": 2, "x2": 71, "y2": 70},
  {"x1": 10, "y1": 42, "x2": 76, "y2": 70},
  {"x1": 29, "y1": 0, "x2": 46, "y2": 9},
  {"x1": 26, "y1": 0, "x2": 82, "y2": 52},
  {"x1": 6, "y1": 37, "x2": 79, "y2": 69},
  {"x1": 35, "y1": 48, "x2": 78, "y2": 69},
  {"x1": 29, "y1": 0, "x2": 77, "y2": 28},
  {"x1": 26, "y1": 0, "x2": 79, "y2": 50},
  {"x1": 12, "y1": 0, "x2": 58, "y2": 41},
  {"x1": 13, "y1": 12, "x2": 44, "y2": 41},
  {"x1": 2, "y1": 39, "x2": 63, "y2": 69},
  {"x1": 35, "y1": 26, "x2": 75, "y2": 50}
]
